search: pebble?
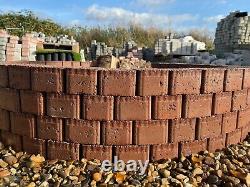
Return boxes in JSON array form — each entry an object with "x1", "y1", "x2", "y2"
[{"x1": 0, "y1": 136, "x2": 250, "y2": 186}]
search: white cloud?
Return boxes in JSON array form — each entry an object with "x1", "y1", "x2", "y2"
[
  {"x1": 203, "y1": 15, "x2": 224, "y2": 24},
  {"x1": 85, "y1": 5, "x2": 197, "y2": 28},
  {"x1": 134, "y1": 0, "x2": 175, "y2": 7},
  {"x1": 217, "y1": 0, "x2": 227, "y2": 4}
]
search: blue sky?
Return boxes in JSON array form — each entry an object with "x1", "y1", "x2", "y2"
[{"x1": 0, "y1": 0, "x2": 249, "y2": 32}]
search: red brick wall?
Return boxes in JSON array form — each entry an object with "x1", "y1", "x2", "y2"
[{"x1": 0, "y1": 63, "x2": 250, "y2": 162}]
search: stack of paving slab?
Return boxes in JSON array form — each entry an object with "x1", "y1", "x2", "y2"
[
  {"x1": 0, "y1": 30, "x2": 8, "y2": 62},
  {"x1": 21, "y1": 33, "x2": 39, "y2": 61},
  {"x1": 215, "y1": 11, "x2": 250, "y2": 56},
  {"x1": 90, "y1": 40, "x2": 114, "y2": 60},
  {"x1": 154, "y1": 35, "x2": 205, "y2": 56}
]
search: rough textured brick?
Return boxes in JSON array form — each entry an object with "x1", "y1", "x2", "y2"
[
  {"x1": 169, "y1": 118, "x2": 196, "y2": 143},
  {"x1": 10, "y1": 112, "x2": 35, "y2": 138},
  {"x1": 0, "y1": 131, "x2": 22, "y2": 151},
  {"x1": 208, "y1": 135, "x2": 226, "y2": 153},
  {"x1": 232, "y1": 90, "x2": 248, "y2": 111},
  {"x1": 170, "y1": 69, "x2": 202, "y2": 95},
  {"x1": 20, "y1": 90, "x2": 44, "y2": 115},
  {"x1": 83, "y1": 96, "x2": 113, "y2": 120},
  {"x1": 222, "y1": 112, "x2": 237, "y2": 134},
  {"x1": 8, "y1": 65, "x2": 30, "y2": 89},
  {"x1": 138, "y1": 69, "x2": 168, "y2": 96},
  {"x1": 224, "y1": 69, "x2": 243, "y2": 91},
  {"x1": 151, "y1": 143, "x2": 178, "y2": 160},
  {"x1": 241, "y1": 124, "x2": 250, "y2": 141},
  {"x1": 152, "y1": 95, "x2": 182, "y2": 120},
  {"x1": 202, "y1": 69, "x2": 225, "y2": 94},
  {"x1": 0, "y1": 88, "x2": 20, "y2": 112},
  {"x1": 238, "y1": 108, "x2": 250, "y2": 128},
  {"x1": 47, "y1": 94, "x2": 80, "y2": 118},
  {"x1": 99, "y1": 69, "x2": 136, "y2": 96},
  {"x1": 45, "y1": 61, "x2": 63, "y2": 67},
  {"x1": 134, "y1": 120, "x2": 168, "y2": 145},
  {"x1": 213, "y1": 92, "x2": 232, "y2": 115},
  {"x1": 65, "y1": 119, "x2": 100, "y2": 144},
  {"x1": 114, "y1": 145, "x2": 149, "y2": 162},
  {"x1": 115, "y1": 96, "x2": 151, "y2": 120},
  {"x1": 247, "y1": 89, "x2": 250, "y2": 106},
  {"x1": 243, "y1": 68, "x2": 250, "y2": 89},
  {"x1": 102, "y1": 121, "x2": 132, "y2": 145},
  {"x1": 226, "y1": 128, "x2": 242, "y2": 146},
  {"x1": 22, "y1": 137, "x2": 46, "y2": 157},
  {"x1": 0, "y1": 109, "x2": 10, "y2": 131},
  {"x1": 198, "y1": 115, "x2": 222, "y2": 139},
  {"x1": 66, "y1": 68, "x2": 97, "y2": 94},
  {"x1": 47, "y1": 141, "x2": 79, "y2": 160},
  {"x1": 184, "y1": 94, "x2": 212, "y2": 118},
  {"x1": 62, "y1": 61, "x2": 72, "y2": 67},
  {"x1": 37, "y1": 116, "x2": 62, "y2": 141},
  {"x1": 0, "y1": 65, "x2": 8, "y2": 87},
  {"x1": 180, "y1": 139, "x2": 207, "y2": 156},
  {"x1": 31, "y1": 67, "x2": 63, "y2": 92},
  {"x1": 82, "y1": 145, "x2": 112, "y2": 161}
]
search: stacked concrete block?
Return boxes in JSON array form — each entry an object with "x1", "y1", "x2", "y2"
[
  {"x1": 21, "y1": 34, "x2": 38, "y2": 61},
  {"x1": 6, "y1": 36, "x2": 22, "y2": 61},
  {"x1": 215, "y1": 11, "x2": 250, "y2": 56}
]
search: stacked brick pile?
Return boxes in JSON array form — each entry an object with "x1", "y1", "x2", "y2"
[
  {"x1": 21, "y1": 33, "x2": 39, "y2": 61},
  {"x1": 0, "y1": 63, "x2": 250, "y2": 162},
  {"x1": 6, "y1": 36, "x2": 22, "y2": 61},
  {"x1": 0, "y1": 30, "x2": 9, "y2": 62},
  {"x1": 215, "y1": 11, "x2": 250, "y2": 55}
]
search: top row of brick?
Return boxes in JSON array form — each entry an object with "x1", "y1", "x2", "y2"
[{"x1": 0, "y1": 64, "x2": 250, "y2": 96}]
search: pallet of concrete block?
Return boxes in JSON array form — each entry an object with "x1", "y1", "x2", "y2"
[{"x1": 0, "y1": 30, "x2": 8, "y2": 62}]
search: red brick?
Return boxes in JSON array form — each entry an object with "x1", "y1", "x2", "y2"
[
  {"x1": 238, "y1": 108, "x2": 250, "y2": 128},
  {"x1": 45, "y1": 61, "x2": 63, "y2": 67},
  {"x1": 20, "y1": 90, "x2": 44, "y2": 115},
  {"x1": 151, "y1": 143, "x2": 178, "y2": 160},
  {"x1": 72, "y1": 61, "x2": 81, "y2": 67},
  {"x1": 198, "y1": 115, "x2": 222, "y2": 139},
  {"x1": 180, "y1": 139, "x2": 207, "y2": 156},
  {"x1": 202, "y1": 68, "x2": 225, "y2": 94},
  {"x1": 0, "y1": 88, "x2": 20, "y2": 112},
  {"x1": 170, "y1": 69, "x2": 202, "y2": 95},
  {"x1": 241, "y1": 124, "x2": 250, "y2": 141},
  {"x1": 31, "y1": 67, "x2": 63, "y2": 92},
  {"x1": 134, "y1": 120, "x2": 168, "y2": 145},
  {"x1": 83, "y1": 96, "x2": 113, "y2": 120},
  {"x1": 114, "y1": 145, "x2": 149, "y2": 162},
  {"x1": 138, "y1": 69, "x2": 168, "y2": 96},
  {"x1": 213, "y1": 92, "x2": 232, "y2": 115},
  {"x1": 0, "y1": 109, "x2": 10, "y2": 131},
  {"x1": 152, "y1": 95, "x2": 182, "y2": 120},
  {"x1": 232, "y1": 90, "x2": 248, "y2": 111},
  {"x1": 47, "y1": 94, "x2": 80, "y2": 118},
  {"x1": 47, "y1": 141, "x2": 79, "y2": 160},
  {"x1": 226, "y1": 128, "x2": 242, "y2": 146},
  {"x1": 102, "y1": 121, "x2": 132, "y2": 145},
  {"x1": 184, "y1": 94, "x2": 212, "y2": 118},
  {"x1": 82, "y1": 145, "x2": 112, "y2": 161},
  {"x1": 62, "y1": 61, "x2": 72, "y2": 67},
  {"x1": 66, "y1": 68, "x2": 97, "y2": 94},
  {"x1": 65, "y1": 119, "x2": 100, "y2": 144},
  {"x1": 208, "y1": 135, "x2": 226, "y2": 152},
  {"x1": 115, "y1": 96, "x2": 151, "y2": 120},
  {"x1": 170, "y1": 118, "x2": 196, "y2": 143},
  {"x1": 8, "y1": 65, "x2": 30, "y2": 89},
  {"x1": 224, "y1": 69, "x2": 243, "y2": 91},
  {"x1": 37, "y1": 116, "x2": 62, "y2": 141},
  {"x1": 22, "y1": 137, "x2": 46, "y2": 157},
  {"x1": 247, "y1": 89, "x2": 250, "y2": 106},
  {"x1": 243, "y1": 68, "x2": 250, "y2": 89},
  {"x1": 222, "y1": 112, "x2": 237, "y2": 134},
  {"x1": 10, "y1": 112, "x2": 35, "y2": 138},
  {"x1": 0, "y1": 65, "x2": 8, "y2": 87},
  {"x1": 99, "y1": 69, "x2": 136, "y2": 96},
  {"x1": 0, "y1": 131, "x2": 22, "y2": 151}
]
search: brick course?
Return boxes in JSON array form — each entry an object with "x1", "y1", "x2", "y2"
[
  {"x1": 8, "y1": 65, "x2": 30, "y2": 89},
  {"x1": 232, "y1": 90, "x2": 248, "y2": 111},
  {"x1": 224, "y1": 69, "x2": 243, "y2": 91},
  {"x1": 213, "y1": 92, "x2": 232, "y2": 114}
]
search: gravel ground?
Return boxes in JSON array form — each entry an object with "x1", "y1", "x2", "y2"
[{"x1": 0, "y1": 138, "x2": 250, "y2": 187}]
